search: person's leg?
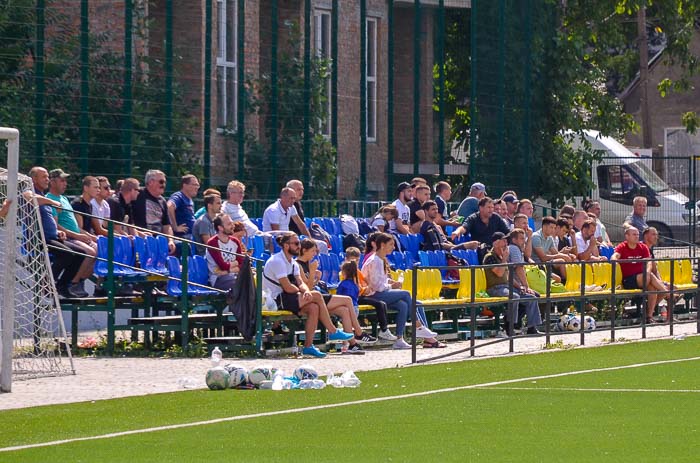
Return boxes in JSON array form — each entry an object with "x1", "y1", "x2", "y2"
[
  {"x1": 487, "y1": 284, "x2": 517, "y2": 327},
  {"x1": 326, "y1": 295, "x2": 363, "y2": 335},
  {"x1": 47, "y1": 239, "x2": 81, "y2": 290},
  {"x1": 518, "y1": 292, "x2": 542, "y2": 327},
  {"x1": 298, "y1": 302, "x2": 319, "y2": 348},
  {"x1": 636, "y1": 274, "x2": 659, "y2": 318},
  {"x1": 65, "y1": 239, "x2": 96, "y2": 281},
  {"x1": 359, "y1": 296, "x2": 389, "y2": 331},
  {"x1": 371, "y1": 290, "x2": 409, "y2": 337},
  {"x1": 213, "y1": 273, "x2": 237, "y2": 291}
]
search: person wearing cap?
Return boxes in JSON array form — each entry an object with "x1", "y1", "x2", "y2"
[
  {"x1": 456, "y1": 182, "x2": 486, "y2": 218},
  {"x1": 450, "y1": 197, "x2": 510, "y2": 246},
  {"x1": 501, "y1": 193, "x2": 519, "y2": 228},
  {"x1": 391, "y1": 182, "x2": 412, "y2": 234},
  {"x1": 483, "y1": 231, "x2": 542, "y2": 336},
  {"x1": 45, "y1": 168, "x2": 97, "y2": 298}
]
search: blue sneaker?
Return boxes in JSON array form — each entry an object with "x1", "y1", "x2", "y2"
[
  {"x1": 328, "y1": 331, "x2": 354, "y2": 342},
  {"x1": 302, "y1": 346, "x2": 327, "y2": 358}
]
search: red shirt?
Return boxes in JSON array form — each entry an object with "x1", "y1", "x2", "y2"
[{"x1": 614, "y1": 241, "x2": 650, "y2": 277}]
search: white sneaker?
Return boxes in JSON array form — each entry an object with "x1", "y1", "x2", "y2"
[
  {"x1": 378, "y1": 329, "x2": 397, "y2": 341},
  {"x1": 415, "y1": 326, "x2": 437, "y2": 338},
  {"x1": 392, "y1": 338, "x2": 412, "y2": 349}
]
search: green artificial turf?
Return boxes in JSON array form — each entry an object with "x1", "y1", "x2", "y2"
[{"x1": 2, "y1": 337, "x2": 699, "y2": 461}]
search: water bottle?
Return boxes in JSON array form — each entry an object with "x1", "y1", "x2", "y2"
[
  {"x1": 272, "y1": 374, "x2": 284, "y2": 391},
  {"x1": 397, "y1": 273, "x2": 404, "y2": 284},
  {"x1": 210, "y1": 346, "x2": 222, "y2": 367},
  {"x1": 263, "y1": 289, "x2": 278, "y2": 312},
  {"x1": 299, "y1": 379, "x2": 314, "y2": 389}
]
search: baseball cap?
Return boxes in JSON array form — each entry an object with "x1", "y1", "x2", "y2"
[
  {"x1": 502, "y1": 194, "x2": 518, "y2": 204},
  {"x1": 491, "y1": 231, "x2": 506, "y2": 242},
  {"x1": 49, "y1": 168, "x2": 70, "y2": 179},
  {"x1": 396, "y1": 182, "x2": 412, "y2": 194},
  {"x1": 470, "y1": 182, "x2": 486, "y2": 193}
]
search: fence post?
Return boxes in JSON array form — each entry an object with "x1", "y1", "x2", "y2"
[
  {"x1": 386, "y1": 0, "x2": 394, "y2": 199},
  {"x1": 610, "y1": 262, "x2": 617, "y2": 342},
  {"x1": 255, "y1": 259, "x2": 264, "y2": 354},
  {"x1": 669, "y1": 258, "x2": 675, "y2": 336},
  {"x1": 204, "y1": 0, "x2": 212, "y2": 184},
  {"x1": 236, "y1": 0, "x2": 245, "y2": 180},
  {"x1": 79, "y1": 0, "x2": 90, "y2": 177},
  {"x1": 180, "y1": 241, "x2": 189, "y2": 349},
  {"x1": 107, "y1": 223, "x2": 115, "y2": 354},
  {"x1": 412, "y1": 0, "x2": 421, "y2": 176},
  {"x1": 580, "y1": 262, "x2": 586, "y2": 345},
  {"x1": 303, "y1": 0, "x2": 311, "y2": 188},
  {"x1": 411, "y1": 265, "x2": 418, "y2": 364},
  {"x1": 359, "y1": 0, "x2": 367, "y2": 198}
]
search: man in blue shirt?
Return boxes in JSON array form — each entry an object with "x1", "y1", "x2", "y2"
[
  {"x1": 456, "y1": 182, "x2": 487, "y2": 218},
  {"x1": 167, "y1": 174, "x2": 200, "y2": 240},
  {"x1": 29, "y1": 167, "x2": 86, "y2": 298}
]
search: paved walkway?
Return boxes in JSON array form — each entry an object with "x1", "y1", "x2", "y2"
[{"x1": 1, "y1": 322, "x2": 697, "y2": 411}]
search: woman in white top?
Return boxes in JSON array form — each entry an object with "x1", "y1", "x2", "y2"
[{"x1": 361, "y1": 232, "x2": 445, "y2": 349}]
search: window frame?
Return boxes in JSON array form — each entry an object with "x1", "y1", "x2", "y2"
[
  {"x1": 313, "y1": 9, "x2": 332, "y2": 137},
  {"x1": 365, "y1": 17, "x2": 378, "y2": 142},
  {"x1": 216, "y1": 0, "x2": 238, "y2": 132}
]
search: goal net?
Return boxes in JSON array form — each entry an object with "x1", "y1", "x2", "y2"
[{"x1": 0, "y1": 166, "x2": 74, "y2": 391}]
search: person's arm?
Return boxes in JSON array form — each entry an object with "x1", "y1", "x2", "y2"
[
  {"x1": 278, "y1": 275, "x2": 301, "y2": 294},
  {"x1": 394, "y1": 218, "x2": 409, "y2": 235},
  {"x1": 576, "y1": 238, "x2": 597, "y2": 261},
  {"x1": 296, "y1": 260, "x2": 315, "y2": 288},
  {"x1": 523, "y1": 227, "x2": 533, "y2": 260},
  {"x1": 610, "y1": 252, "x2": 621, "y2": 261},
  {"x1": 206, "y1": 237, "x2": 231, "y2": 272},
  {"x1": 92, "y1": 217, "x2": 108, "y2": 236},
  {"x1": 363, "y1": 258, "x2": 391, "y2": 293},
  {"x1": 35, "y1": 196, "x2": 60, "y2": 207},
  {"x1": 514, "y1": 265, "x2": 529, "y2": 291},
  {"x1": 292, "y1": 215, "x2": 310, "y2": 236},
  {"x1": 167, "y1": 199, "x2": 188, "y2": 234},
  {"x1": 0, "y1": 199, "x2": 10, "y2": 219},
  {"x1": 162, "y1": 224, "x2": 177, "y2": 253},
  {"x1": 532, "y1": 245, "x2": 548, "y2": 262}
]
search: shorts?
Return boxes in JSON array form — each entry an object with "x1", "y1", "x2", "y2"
[
  {"x1": 276, "y1": 291, "x2": 301, "y2": 315},
  {"x1": 622, "y1": 273, "x2": 642, "y2": 290}
]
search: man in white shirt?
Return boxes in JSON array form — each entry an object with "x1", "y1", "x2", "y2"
[
  {"x1": 391, "y1": 182, "x2": 411, "y2": 234},
  {"x1": 221, "y1": 180, "x2": 273, "y2": 251},
  {"x1": 90, "y1": 176, "x2": 112, "y2": 236},
  {"x1": 263, "y1": 187, "x2": 328, "y2": 253},
  {"x1": 575, "y1": 219, "x2": 606, "y2": 261},
  {"x1": 262, "y1": 232, "x2": 353, "y2": 358}
]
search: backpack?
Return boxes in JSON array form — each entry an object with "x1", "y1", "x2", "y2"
[
  {"x1": 340, "y1": 214, "x2": 360, "y2": 235},
  {"x1": 525, "y1": 266, "x2": 566, "y2": 294},
  {"x1": 358, "y1": 219, "x2": 376, "y2": 236},
  {"x1": 343, "y1": 233, "x2": 366, "y2": 253},
  {"x1": 309, "y1": 223, "x2": 332, "y2": 246}
]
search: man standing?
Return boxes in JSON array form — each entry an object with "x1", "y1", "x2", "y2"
[
  {"x1": 612, "y1": 227, "x2": 669, "y2": 323},
  {"x1": 456, "y1": 182, "x2": 486, "y2": 218},
  {"x1": 167, "y1": 174, "x2": 200, "y2": 240},
  {"x1": 46, "y1": 169, "x2": 96, "y2": 297},
  {"x1": 450, "y1": 197, "x2": 510, "y2": 246},
  {"x1": 132, "y1": 169, "x2": 176, "y2": 253},
  {"x1": 483, "y1": 232, "x2": 542, "y2": 335},
  {"x1": 419, "y1": 201, "x2": 478, "y2": 251},
  {"x1": 29, "y1": 167, "x2": 85, "y2": 298},
  {"x1": 106, "y1": 177, "x2": 143, "y2": 236},
  {"x1": 205, "y1": 214, "x2": 243, "y2": 291},
  {"x1": 623, "y1": 196, "x2": 648, "y2": 232},
  {"x1": 575, "y1": 219, "x2": 606, "y2": 262},
  {"x1": 192, "y1": 193, "x2": 222, "y2": 255},
  {"x1": 262, "y1": 232, "x2": 353, "y2": 358}
]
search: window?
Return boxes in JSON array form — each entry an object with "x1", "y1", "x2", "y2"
[
  {"x1": 365, "y1": 18, "x2": 377, "y2": 141},
  {"x1": 217, "y1": 0, "x2": 237, "y2": 130},
  {"x1": 597, "y1": 164, "x2": 641, "y2": 205},
  {"x1": 314, "y1": 10, "x2": 332, "y2": 137}
]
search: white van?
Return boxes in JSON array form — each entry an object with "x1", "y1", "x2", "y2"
[{"x1": 571, "y1": 130, "x2": 699, "y2": 244}]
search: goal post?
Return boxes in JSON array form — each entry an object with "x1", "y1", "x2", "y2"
[{"x1": 0, "y1": 128, "x2": 74, "y2": 393}]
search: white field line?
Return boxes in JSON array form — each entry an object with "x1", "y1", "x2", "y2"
[
  {"x1": 479, "y1": 387, "x2": 700, "y2": 393},
  {"x1": 2, "y1": 355, "x2": 700, "y2": 453}
]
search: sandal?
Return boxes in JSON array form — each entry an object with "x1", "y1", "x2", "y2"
[
  {"x1": 423, "y1": 340, "x2": 447, "y2": 348},
  {"x1": 646, "y1": 317, "x2": 658, "y2": 324}
]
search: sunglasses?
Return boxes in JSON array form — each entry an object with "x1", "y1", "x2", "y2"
[{"x1": 158, "y1": 179, "x2": 166, "y2": 185}]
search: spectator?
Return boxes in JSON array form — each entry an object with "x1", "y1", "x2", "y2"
[
  {"x1": 507, "y1": 228, "x2": 537, "y2": 295},
  {"x1": 408, "y1": 184, "x2": 431, "y2": 233},
  {"x1": 132, "y1": 169, "x2": 176, "y2": 253},
  {"x1": 263, "y1": 187, "x2": 329, "y2": 253},
  {"x1": 193, "y1": 193, "x2": 222, "y2": 255},
  {"x1": 361, "y1": 233, "x2": 444, "y2": 349},
  {"x1": 411, "y1": 177, "x2": 428, "y2": 187},
  {"x1": 106, "y1": 177, "x2": 143, "y2": 236},
  {"x1": 205, "y1": 214, "x2": 243, "y2": 291},
  {"x1": 501, "y1": 194, "x2": 519, "y2": 228},
  {"x1": 369, "y1": 204, "x2": 401, "y2": 233},
  {"x1": 433, "y1": 181, "x2": 460, "y2": 228},
  {"x1": 420, "y1": 200, "x2": 478, "y2": 252},
  {"x1": 262, "y1": 232, "x2": 353, "y2": 358},
  {"x1": 221, "y1": 180, "x2": 271, "y2": 244},
  {"x1": 553, "y1": 217, "x2": 577, "y2": 260},
  {"x1": 194, "y1": 188, "x2": 221, "y2": 219},
  {"x1": 572, "y1": 210, "x2": 587, "y2": 232},
  {"x1": 611, "y1": 227, "x2": 669, "y2": 323},
  {"x1": 516, "y1": 198, "x2": 534, "y2": 219},
  {"x1": 342, "y1": 247, "x2": 396, "y2": 341},
  {"x1": 286, "y1": 179, "x2": 307, "y2": 236},
  {"x1": 71, "y1": 176, "x2": 100, "y2": 235},
  {"x1": 493, "y1": 199, "x2": 509, "y2": 227},
  {"x1": 512, "y1": 213, "x2": 534, "y2": 261},
  {"x1": 46, "y1": 169, "x2": 96, "y2": 297},
  {"x1": 483, "y1": 232, "x2": 542, "y2": 335},
  {"x1": 575, "y1": 219, "x2": 606, "y2": 261},
  {"x1": 559, "y1": 204, "x2": 575, "y2": 217},
  {"x1": 583, "y1": 199, "x2": 612, "y2": 246},
  {"x1": 451, "y1": 197, "x2": 510, "y2": 246},
  {"x1": 456, "y1": 182, "x2": 486, "y2": 218},
  {"x1": 28, "y1": 167, "x2": 85, "y2": 298},
  {"x1": 391, "y1": 182, "x2": 412, "y2": 232},
  {"x1": 623, "y1": 196, "x2": 648, "y2": 232},
  {"x1": 90, "y1": 176, "x2": 112, "y2": 236},
  {"x1": 167, "y1": 174, "x2": 200, "y2": 240},
  {"x1": 531, "y1": 216, "x2": 571, "y2": 283},
  {"x1": 295, "y1": 239, "x2": 376, "y2": 352}
]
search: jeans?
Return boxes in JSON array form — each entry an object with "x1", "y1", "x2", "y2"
[
  {"x1": 486, "y1": 284, "x2": 542, "y2": 328},
  {"x1": 369, "y1": 289, "x2": 427, "y2": 337}
]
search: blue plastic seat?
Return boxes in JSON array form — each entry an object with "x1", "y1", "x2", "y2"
[
  {"x1": 403, "y1": 251, "x2": 415, "y2": 269},
  {"x1": 398, "y1": 234, "x2": 410, "y2": 254},
  {"x1": 331, "y1": 217, "x2": 343, "y2": 235},
  {"x1": 326, "y1": 253, "x2": 341, "y2": 288},
  {"x1": 464, "y1": 249, "x2": 479, "y2": 266},
  {"x1": 190, "y1": 255, "x2": 218, "y2": 296}
]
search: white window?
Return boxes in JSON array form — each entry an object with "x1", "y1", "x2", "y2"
[
  {"x1": 217, "y1": 0, "x2": 237, "y2": 130},
  {"x1": 365, "y1": 18, "x2": 377, "y2": 141},
  {"x1": 314, "y1": 10, "x2": 332, "y2": 137}
]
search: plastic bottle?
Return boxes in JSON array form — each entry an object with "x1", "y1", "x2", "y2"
[
  {"x1": 311, "y1": 379, "x2": 326, "y2": 389},
  {"x1": 262, "y1": 289, "x2": 278, "y2": 312},
  {"x1": 210, "y1": 346, "x2": 222, "y2": 367},
  {"x1": 272, "y1": 374, "x2": 284, "y2": 391},
  {"x1": 299, "y1": 379, "x2": 314, "y2": 389},
  {"x1": 397, "y1": 273, "x2": 404, "y2": 284}
]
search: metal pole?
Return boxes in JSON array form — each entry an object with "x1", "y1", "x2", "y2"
[
  {"x1": 80, "y1": 0, "x2": 90, "y2": 177},
  {"x1": 180, "y1": 241, "x2": 189, "y2": 348},
  {"x1": 610, "y1": 262, "x2": 617, "y2": 342},
  {"x1": 34, "y1": 0, "x2": 46, "y2": 165},
  {"x1": 236, "y1": 0, "x2": 245, "y2": 180},
  {"x1": 412, "y1": 0, "x2": 421, "y2": 176},
  {"x1": 468, "y1": 0, "x2": 477, "y2": 184},
  {"x1": 0, "y1": 129, "x2": 19, "y2": 392},
  {"x1": 360, "y1": 0, "x2": 367, "y2": 198},
  {"x1": 107, "y1": 222, "x2": 115, "y2": 354},
  {"x1": 255, "y1": 259, "x2": 264, "y2": 353},
  {"x1": 165, "y1": 0, "x2": 174, "y2": 184},
  {"x1": 522, "y1": 0, "x2": 532, "y2": 197},
  {"x1": 270, "y1": 0, "x2": 279, "y2": 195},
  {"x1": 387, "y1": 0, "x2": 395, "y2": 199},
  {"x1": 204, "y1": 0, "x2": 213, "y2": 184},
  {"x1": 303, "y1": 0, "x2": 311, "y2": 189},
  {"x1": 331, "y1": 0, "x2": 339, "y2": 198},
  {"x1": 437, "y1": 0, "x2": 445, "y2": 177},
  {"x1": 123, "y1": 0, "x2": 133, "y2": 174},
  {"x1": 411, "y1": 267, "x2": 418, "y2": 364},
  {"x1": 496, "y1": 0, "x2": 505, "y2": 189}
]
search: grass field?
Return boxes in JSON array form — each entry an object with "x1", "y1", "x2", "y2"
[{"x1": 2, "y1": 337, "x2": 699, "y2": 462}]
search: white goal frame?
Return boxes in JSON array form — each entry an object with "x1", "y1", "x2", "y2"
[{"x1": 0, "y1": 127, "x2": 19, "y2": 392}]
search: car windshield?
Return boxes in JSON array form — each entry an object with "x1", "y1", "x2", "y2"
[{"x1": 627, "y1": 161, "x2": 670, "y2": 193}]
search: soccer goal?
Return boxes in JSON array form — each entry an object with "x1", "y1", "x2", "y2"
[{"x1": 0, "y1": 128, "x2": 74, "y2": 393}]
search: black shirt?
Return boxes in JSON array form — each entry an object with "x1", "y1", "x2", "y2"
[
  {"x1": 107, "y1": 193, "x2": 133, "y2": 225},
  {"x1": 435, "y1": 196, "x2": 448, "y2": 217},
  {"x1": 460, "y1": 212, "x2": 510, "y2": 245},
  {"x1": 70, "y1": 197, "x2": 94, "y2": 234},
  {"x1": 290, "y1": 201, "x2": 305, "y2": 235},
  {"x1": 408, "y1": 200, "x2": 423, "y2": 226},
  {"x1": 420, "y1": 221, "x2": 448, "y2": 251},
  {"x1": 132, "y1": 188, "x2": 170, "y2": 232}
]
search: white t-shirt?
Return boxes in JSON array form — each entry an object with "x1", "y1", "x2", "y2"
[
  {"x1": 262, "y1": 200, "x2": 298, "y2": 232},
  {"x1": 392, "y1": 199, "x2": 410, "y2": 224},
  {"x1": 206, "y1": 236, "x2": 241, "y2": 285},
  {"x1": 222, "y1": 201, "x2": 259, "y2": 237},
  {"x1": 575, "y1": 231, "x2": 592, "y2": 254},
  {"x1": 90, "y1": 198, "x2": 111, "y2": 226},
  {"x1": 262, "y1": 251, "x2": 300, "y2": 300}
]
